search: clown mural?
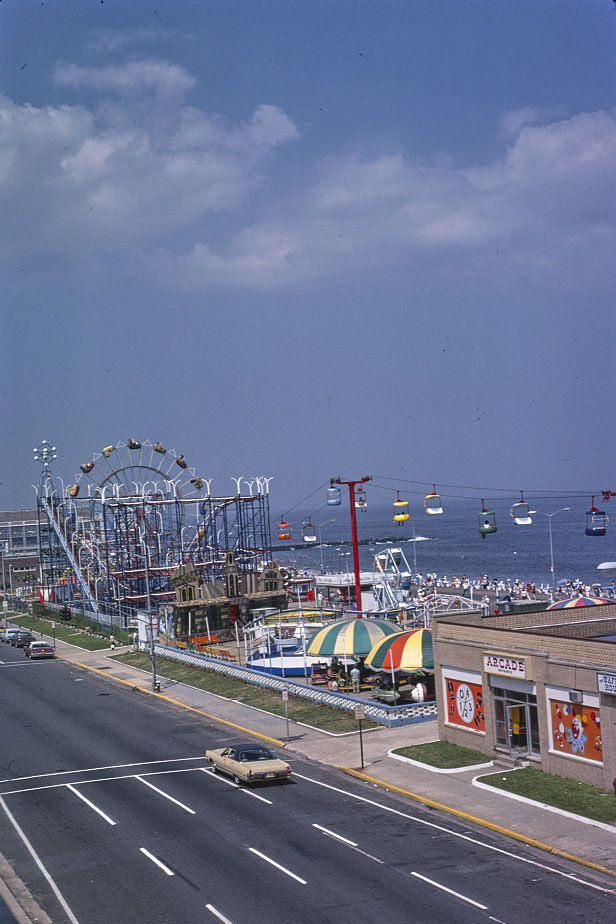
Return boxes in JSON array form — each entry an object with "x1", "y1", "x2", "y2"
[{"x1": 549, "y1": 700, "x2": 602, "y2": 762}]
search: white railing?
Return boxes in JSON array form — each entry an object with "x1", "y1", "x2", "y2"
[{"x1": 154, "y1": 644, "x2": 437, "y2": 727}]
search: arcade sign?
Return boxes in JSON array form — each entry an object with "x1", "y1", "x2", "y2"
[{"x1": 483, "y1": 653, "x2": 526, "y2": 678}]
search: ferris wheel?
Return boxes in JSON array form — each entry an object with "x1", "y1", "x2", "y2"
[{"x1": 68, "y1": 438, "x2": 207, "y2": 503}]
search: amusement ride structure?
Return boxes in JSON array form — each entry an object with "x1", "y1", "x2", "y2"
[{"x1": 33, "y1": 439, "x2": 274, "y2": 625}]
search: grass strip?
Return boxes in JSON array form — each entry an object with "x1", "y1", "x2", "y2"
[
  {"x1": 113, "y1": 651, "x2": 376, "y2": 734},
  {"x1": 6, "y1": 614, "x2": 112, "y2": 651},
  {"x1": 477, "y1": 766, "x2": 616, "y2": 825},
  {"x1": 392, "y1": 740, "x2": 490, "y2": 768}
]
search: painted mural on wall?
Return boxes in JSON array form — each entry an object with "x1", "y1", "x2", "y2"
[
  {"x1": 549, "y1": 700, "x2": 602, "y2": 762},
  {"x1": 445, "y1": 677, "x2": 486, "y2": 732}
]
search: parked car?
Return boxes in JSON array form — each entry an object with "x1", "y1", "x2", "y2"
[
  {"x1": 25, "y1": 641, "x2": 56, "y2": 659},
  {"x1": 205, "y1": 744, "x2": 292, "y2": 785},
  {"x1": 11, "y1": 631, "x2": 36, "y2": 648},
  {"x1": 1, "y1": 628, "x2": 22, "y2": 643}
]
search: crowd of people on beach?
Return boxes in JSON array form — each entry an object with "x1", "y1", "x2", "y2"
[{"x1": 411, "y1": 572, "x2": 616, "y2": 601}]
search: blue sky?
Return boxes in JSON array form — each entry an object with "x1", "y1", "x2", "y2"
[{"x1": 2, "y1": 0, "x2": 615, "y2": 516}]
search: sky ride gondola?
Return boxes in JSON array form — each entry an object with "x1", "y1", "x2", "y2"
[
  {"x1": 278, "y1": 519, "x2": 292, "y2": 541},
  {"x1": 393, "y1": 491, "x2": 410, "y2": 523},
  {"x1": 327, "y1": 483, "x2": 342, "y2": 506},
  {"x1": 479, "y1": 500, "x2": 497, "y2": 539},
  {"x1": 424, "y1": 485, "x2": 443, "y2": 515},
  {"x1": 303, "y1": 519, "x2": 317, "y2": 543},
  {"x1": 355, "y1": 486, "x2": 367, "y2": 511},
  {"x1": 510, "y1": 490, "x2": 532, "y2": 526},
  {"x1": 585, "y1": 497, "x2": 607, "y2": 537}
]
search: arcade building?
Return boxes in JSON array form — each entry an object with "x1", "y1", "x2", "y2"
[{"x1": 433, "y1": 602, "x2": 616, "y2": 790}]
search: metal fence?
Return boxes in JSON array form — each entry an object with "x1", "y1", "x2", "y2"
[{"x1": 154, "y1": 644, "x2": 437, "y2": 728}]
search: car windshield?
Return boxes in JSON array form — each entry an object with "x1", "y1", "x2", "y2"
[
  {"x1": 30, "y1": 643, "x2": 49, "y2": 648},
  {"x1": 239, "y1": 748, "x2": 273, "y2": 762}
]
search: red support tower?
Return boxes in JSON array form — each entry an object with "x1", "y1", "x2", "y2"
[{"x1": 330, "y1": 476, "x2": 371, "y2": 615}]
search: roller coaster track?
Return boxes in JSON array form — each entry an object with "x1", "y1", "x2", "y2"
[{"x1": 40, "y1": 498, "x2": 104, "y2": 620}]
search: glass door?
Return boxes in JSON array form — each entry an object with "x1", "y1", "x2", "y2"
[{"x1": 506, "y1": 704, "x2": 528, "y2": 754}]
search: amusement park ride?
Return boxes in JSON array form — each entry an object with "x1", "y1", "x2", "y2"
[{"x1": 33, "y1": 439, "x2": 274, "y2": 626}]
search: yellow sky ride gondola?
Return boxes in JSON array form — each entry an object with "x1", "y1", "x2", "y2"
[{"x1": 393, "y1": 491, "x2": 410, "y2": 523}]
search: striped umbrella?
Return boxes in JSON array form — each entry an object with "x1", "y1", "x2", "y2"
[
  {"x1": 306, "y1": 617, "x2": 401, "y2": 658},
  {"x1": 547, "y1": 596, "x2": 611, "y2": 610},
  {"x1": 364, "y1": 628, "x2": 434, "y2": 673}
]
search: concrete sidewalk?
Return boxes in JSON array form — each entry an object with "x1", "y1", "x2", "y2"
[{"x1": 51, "y1": 639, "x2": 616, "y2": 880}]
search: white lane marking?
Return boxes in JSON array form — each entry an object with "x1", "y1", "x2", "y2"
[
  {"x1": 0, "y1": 795, "x2": 81, "y2": 924},
  {"x1": 200, "y1": 767, "x2": 239, "y2": 788},
  {"x1": 411, "y1": 871, "x2": 488, "y2": 910},
  {"x1": 3, "y1": 765, "x2": 209, "y2": 796},
  {"x1": 241, "y1": 789, "x2": 272, "y2": 804},
  {"x1": 206, "y1": 904, "x2": 235, "y2": 923},
  {"x1": 0, "y1": 755, "x2": 206, "y2": 786},
  {"x1": 66, "y1": 784, "x2": 116, "y2": 825},
  {"x1": 139, "y1": 847, "x2": 174, "y2": 876},
  {"x1": 135, "y1": 776, "x2": 196, "y2": 814},
  {"x1": 294, "y1": 772, "x2": 614, "y2": 893},
  {"x1": 313, "y1": 823, "x2": 357, "y2": 846},
  {"x1": 248, "y1": 848, "x2": 307, "y2": 885}
]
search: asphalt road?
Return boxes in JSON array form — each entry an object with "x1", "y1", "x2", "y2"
[{"x1": 0, "y1": 642, "x2": 614, "y2": 924}]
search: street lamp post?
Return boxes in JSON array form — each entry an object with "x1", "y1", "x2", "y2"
[
  {"x1": 1, "y1": 542, "x2": 8, "y2": 630},
  {"x1": 317, "y1": 519, "x2": 335, "y2": 574},
  {"x1": 543, "y1": 508, "x2": 571, "y2": 598},
  {"x1": 139, "y1": 535, "x2": 157, "y2": 692}
]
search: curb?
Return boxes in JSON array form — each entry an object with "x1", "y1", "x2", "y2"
[
  {"x1": 472, "y1": 771, "x2": 616, "y2": 834},
  {"x1": 389, "y1": 749, "x2": 494, "y2": 774},
  {"x1": 338, "y1": 766, "x2": 616, "y2": 880}
]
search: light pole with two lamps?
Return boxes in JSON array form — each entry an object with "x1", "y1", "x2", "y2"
[{"x1": 543, "y1": 507, "x2": 571, "y2": 599}]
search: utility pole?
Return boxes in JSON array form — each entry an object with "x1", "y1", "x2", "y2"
[{"x1": 331, "y1": 477, "x2": 371, "y2": 614}]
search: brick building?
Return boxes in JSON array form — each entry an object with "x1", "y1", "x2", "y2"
[{"x1": 433, "y1": 603, "x2": 616, "y2": 790}]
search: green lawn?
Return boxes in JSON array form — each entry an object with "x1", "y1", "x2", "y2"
[
  {"x1": 6, "y1": 614, "x2": 113, "y2": 651},
  {"x1": 392, "y1": 740, "x2": 490, "y2": 769},
  {"x1": 477, "y1": 766, "x2": 616, "y2": 825},
  {"x1": 113, "y1": 651, "x2": 375, "y2": 734}
]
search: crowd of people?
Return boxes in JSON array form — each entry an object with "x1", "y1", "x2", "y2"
[{"x1": 411, "y1": 572, "x2": 616, "y2": 602}]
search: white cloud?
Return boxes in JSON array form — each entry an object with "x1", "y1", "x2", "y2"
[
  {"x1": 2, "y1": 52, "x2": 615, "y2": 298},
  {"x1": 53, "y1": 58, "x2": 197, "y2": 98}
]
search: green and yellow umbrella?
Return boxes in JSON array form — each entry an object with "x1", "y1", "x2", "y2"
[
  {"x1": 306, "y1": 617, "x2": 401, "y2": 658},
  {"x1": 364, "y1": 628, "x2": 433, "y2": 673}
]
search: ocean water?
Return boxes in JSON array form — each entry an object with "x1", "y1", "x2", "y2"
[{"x1": 274, "y1": 497, "x2": 616, "y2": 590}]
